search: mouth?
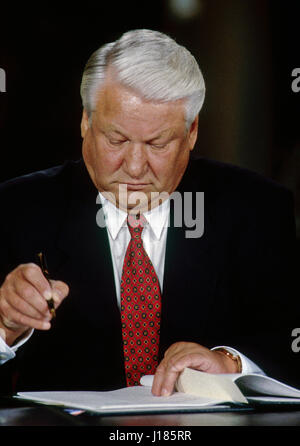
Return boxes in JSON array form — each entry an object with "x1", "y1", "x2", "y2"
[{"x1": 124, "y1": 183, "x2": 150, "y2": 191}]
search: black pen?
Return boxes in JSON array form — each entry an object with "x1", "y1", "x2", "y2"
[{"x1": 37, "y1": 252, "x2": 56, "y2": 318}]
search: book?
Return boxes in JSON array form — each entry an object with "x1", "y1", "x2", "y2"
[
  {"x1": 14, "y1": 368, "x2": 300, "y2": 415},
  {"x1": 173, "y1": 368, "x2": 300, "y2": 405}
]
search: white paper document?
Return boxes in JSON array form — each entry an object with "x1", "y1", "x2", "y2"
[{"x1": 16, "y1": 386, "x2": 232, "y2": 414}]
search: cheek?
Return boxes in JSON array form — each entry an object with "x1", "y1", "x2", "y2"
[
  {"x1": 82, "y1": 136, "x2": 96, "y2": 180},
  {"x1": 84, "y1": 137, "x2": 122, "y2": 178},
  {"x1": 97, "y1": 148, "x2": 124, "y2": 177},
  {"x1": 149, "y1": 146, "x2": 189, "y2": 188}
]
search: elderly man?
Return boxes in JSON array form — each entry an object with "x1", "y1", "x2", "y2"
[{"x1": 0, "y1": 30, "x2": 297, "y2": 395}]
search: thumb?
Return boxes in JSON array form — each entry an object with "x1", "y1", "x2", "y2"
[
  {"x1": 49, "y1": 280, "x2": 69, "y2": 305},
  {"x1": 0, "y1": 327, "x2": 6, "y2": 342}
]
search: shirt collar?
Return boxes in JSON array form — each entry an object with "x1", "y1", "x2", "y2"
[{"x1": 98, "y1": 192, "x2": 170, "y2": 241}]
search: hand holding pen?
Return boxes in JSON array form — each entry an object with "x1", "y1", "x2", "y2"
[{"x1": 0, "y1": 256, "x2": 69, "y2": 346}]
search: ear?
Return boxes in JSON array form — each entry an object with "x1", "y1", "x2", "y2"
[
  {"x1": 81, "y1": 109, "x2": 90, "y2": 138},
  {"x1": 187, "y1": 115, "x2": 198, "y2": 151}
]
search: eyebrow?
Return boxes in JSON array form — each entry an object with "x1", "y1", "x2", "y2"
[
  {"x1": 105, "y1": 127, "x2": 126, "y2": 137},
  {"x1": 149, "y1": 130, "x2": 180, "y2": 147},
  {"x1": 104, "y1": 124, "x2": 175, "y2": 142},
  {"x1": 148, "y1": 131, "x2": 172, "y2": 142}
]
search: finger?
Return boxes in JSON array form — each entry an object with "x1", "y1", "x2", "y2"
[
  {"x1": 5, "y1": 286, "x2": 52, "y2": 321},
  {"x1": 0, "y1": 298, "x2": 51, "y2": 331},
  {"x1": 19, "y1": 264, "x2": 53, "y2": 300},
  {"x1": 152, "y1": 349, "x2": 185, "y2": 396},
  {"x1": 152, "y1": 361, "x2": 179, "y2": 397},
  {"x1": 12, "y1": 279, "x2": 50, "y2": 317},
  {"x1": 152, "y1": 354, "x2": 188, "y2": 396},
  {"x1": 152, "y1": 353, "x2": 210, "y2": 396}
]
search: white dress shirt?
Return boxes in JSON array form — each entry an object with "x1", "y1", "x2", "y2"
[
  {"x1": 102, "y1": 193, "x2": 169, "y2": 304},
  {"x1": 0, "y1": 192, "x2": 264, "y2": 375}
]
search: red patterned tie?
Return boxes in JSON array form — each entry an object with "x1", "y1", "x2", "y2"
[{"x1": 121, "y1": 214, "x2": 161, "y2": 386}]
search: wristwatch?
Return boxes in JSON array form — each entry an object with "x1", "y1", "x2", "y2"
[{"x1": 214, "y1": 348, "x2": 242, "y2": 373}]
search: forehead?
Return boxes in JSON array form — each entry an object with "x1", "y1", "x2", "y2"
[{"x1": 92, "y1": 81, "x2": 186, "y2": 136}]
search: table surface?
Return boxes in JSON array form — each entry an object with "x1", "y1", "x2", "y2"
[{"x1": 1, "y1": 398, "x2": 300, "y2": 426}]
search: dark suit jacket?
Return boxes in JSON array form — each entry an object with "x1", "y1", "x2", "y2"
[{"x1": 0, "y1": 157, "x2": 298, "y2": 393}]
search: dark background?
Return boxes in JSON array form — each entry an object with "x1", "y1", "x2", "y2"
[{"x1": 0, "y1": 1, "x2": 299, "y2": 239}]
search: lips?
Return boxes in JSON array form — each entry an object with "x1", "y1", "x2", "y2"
[{"x1": 125, "y1": 183, "x2": 150, "y2": 190}]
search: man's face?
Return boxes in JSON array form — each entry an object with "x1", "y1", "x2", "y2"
[{"x1": 81, "y1": 80, "x2": 198, "y2": 212}]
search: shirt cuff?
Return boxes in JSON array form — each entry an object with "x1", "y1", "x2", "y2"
[
  {"x1": 0, "y1": 329, "x2": 34, "y2": 365},
  {"x1": 211, "y1": 345, "x2": 265, "y2": 375}
]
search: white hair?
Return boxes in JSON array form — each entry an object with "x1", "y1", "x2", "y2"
[{"x1": 80, "y1": 29, "x2": 205, "y2": 127}]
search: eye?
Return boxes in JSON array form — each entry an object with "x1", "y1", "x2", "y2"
[
  {"x1": 150, "y1": 142, "x2": 167, "y2": 150},
  {"x1": 107, "y1": 137, "x2": 127, "y2": 147}
]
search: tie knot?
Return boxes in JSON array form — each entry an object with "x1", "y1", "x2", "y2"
[{"x1": 127, "y1": 214, "x2": 146, "y2": 238}]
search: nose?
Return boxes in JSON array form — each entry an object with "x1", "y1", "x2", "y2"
[{"x1": 123, "y1": 143, "x2": 148, "y2": 179}]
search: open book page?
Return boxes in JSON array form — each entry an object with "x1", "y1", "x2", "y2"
[
  {"x1": 234, "y1": 374, "x2": 300, "y2": 398},
  {"x1": 16, "y1": 386, "x2": 232, "y2": 414},
  {"x1": 141, "y1": 370, "x2": 300, "y2": 403},
  {"x1": 141, "y1": 371, "x2": 247, "y2": 404},
  {"x1": 174, "y1": 368, "x2": 248, "y2": 404}
]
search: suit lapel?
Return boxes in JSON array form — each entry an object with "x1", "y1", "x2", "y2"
[
  {"x1": 50, "y1": 161, "x2": 121, "y2": 327},
  {"x1": 160, "y1": 161, "x2": 219, "y2": 355}
]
